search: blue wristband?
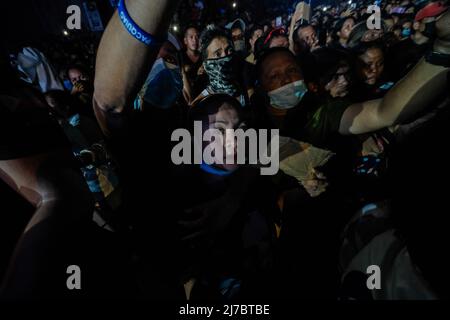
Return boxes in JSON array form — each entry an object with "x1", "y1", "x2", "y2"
[{"x1": 117, "y1": 0, "x2": 167, "y2": 46}]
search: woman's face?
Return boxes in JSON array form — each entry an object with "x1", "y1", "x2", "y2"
[
  {"x1": 68, "y1": 68, "x2": 88, "y2": 85},
  {"x1": 204, "y1": 103, "x2": 245, "y2": 172},
  {"x1": 358, "y1": 47, "x2": 384, "y2": 85},
  {"x1": 340, "y1": 18, "x2": 355, "y2": 41},
  {"x1": 206, "y1": 37, "x2": 233, "y2": 59}
]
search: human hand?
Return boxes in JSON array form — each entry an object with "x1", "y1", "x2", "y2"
[
  {"x1": 301, "y1": 169, "x2": 328, "y2": 198},
  {"x1": 71, "y1": 81, "x2": 86, "y2": 95}
]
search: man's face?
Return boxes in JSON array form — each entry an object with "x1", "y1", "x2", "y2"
[
  {"x1": 250, "y1": 29, "x2": 264, "y2": 51},
  {"x1": 68, "y1": 68, "x2": 88, "y2": 85},
  {"x1": 260, "y1": 51, "x2": 303, "y2": 92},
  {"x1": 297, "y1": 26, "x2": 317, "y2": 50},
  {"x1": 340, "y1": 18, "x2": 355, "y2": 41},
  {"x1": 184, "y1": 28, "x2": 199, "y2": 52},
  {"x1": 358, "y1": 47, "x2": 384, "y2": 85},
  {"x1": 269, "y1": 35, "x2": 289, "y2": 49},
  {"x1": 325, "y1": 65, "x2": 350, "y2": 98},
  {"x1": 206, "y1": 37, "x2": 233, "y2": 59}
]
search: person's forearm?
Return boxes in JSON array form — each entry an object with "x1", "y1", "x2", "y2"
[
  {"x1": 289, "y1": 16, "x2": 297, "y2": 54},
  {"x1": 341, "y1": 59, "x2": 448, "y2": 135},
  {"x1": 377, "y1": 57, "x2": 448, "y2": 127},
  {"x1": 94, "y1": 0, "x2": 180, "y2": 115}
]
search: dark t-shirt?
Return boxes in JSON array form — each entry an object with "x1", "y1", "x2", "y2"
[
  {"x1": 172, "y1": 164, "x2": 279, "y2": 296},
  {"x1": 252, "y1": 91, "x2": 352, "y2": 150},
  {"x1": 290, "y1": 97, "x2": 352, "y2": 149}
]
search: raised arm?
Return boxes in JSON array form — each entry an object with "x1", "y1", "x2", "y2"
[
  {"x1": 339, "y1": 10, "x2": 450, "y2": 135},
  {"x1": 93, "y1": 0, "x2": 180, "y2": 135},
  {"x1": 289, "y1": 2, "x2": 306, "y2": 54}
]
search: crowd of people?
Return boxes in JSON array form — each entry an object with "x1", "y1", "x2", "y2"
[{"x1": 1, "y1": 0, "x2": 450, "y2": 300}]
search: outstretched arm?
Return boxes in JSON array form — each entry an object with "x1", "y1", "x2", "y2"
[
  {"x1": 93, "y1": 0, "x2": 181, "y2": 135},
  {"x1": 339, "y1": 10, "x2": 450, "y2": 135}
]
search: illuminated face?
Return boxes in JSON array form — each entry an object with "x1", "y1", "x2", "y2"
[
  {"x1": 68, "y1": 68, "x2": 88, "y2": 85},
  {"x1": 184, "y1": 28, "x2": 199, "y2": 52},
  {"x1": 339, "y1": 18, "x2": 355, "y2": 41},
  {"x1": 297, "y1": 26, "x2": 318, "y2": 49},
  {"x1": 206, "y1": 37, "x2": 234, "y2": 59},
  {"x1": 205, "y1": 103, "x2": 245, "y2": 172}
]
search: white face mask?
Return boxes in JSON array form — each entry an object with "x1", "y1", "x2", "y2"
[{"x1": 268, "y1": 80, "x2": 308, "y2": 110}]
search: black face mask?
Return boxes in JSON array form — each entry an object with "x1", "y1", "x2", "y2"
[
  {"x1": 203, "y1": 55, "x2": 238, "y2": 96},
  {"x1": 422, "y1": 21, "x2": 437, "y2": 39}
]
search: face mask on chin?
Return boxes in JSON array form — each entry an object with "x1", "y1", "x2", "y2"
[
  {"x1": 268, "y1": 80, "x2": 308, "y2": 110},
  {"x1": 142, "y1": 58, "x2": 183, "y2": 109}
]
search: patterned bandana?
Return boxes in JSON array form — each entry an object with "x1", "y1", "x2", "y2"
[{"x1": 203, "y1": 55, "x2": 238, "y2": 96}]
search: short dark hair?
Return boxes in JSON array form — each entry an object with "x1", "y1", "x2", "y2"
[
  {"x1": 188, "y1": 94, "x2": 243, "y2": 131},
  {"x1": 293, "y1": 22, "x2": 314, "y2": 45},
  {"x1": 310, "y1": 47, "x2": 351, "y2": 87},
  {"x1": 352, "y1": 40, "x2": 386, "y2": 56},
  {"x1": 247, "y1": 24, "x2": 263, "y2": 40},
  {"x1": 184, "y1": 25, "x2": 199, "y2": 38},
  {"x1": 199, "y1": 25, "x2": 231, "y2": 60},
  {"x1": 254, "y1": 47, "x2": 298, "y2": 81},
  {"x1": 332, "y1": 17, "x2": 356, "y2": 42},
  {"x1": 66, "y1": 64, "x2": 89, "y2": 79},
  {"x1": 347, "y1": 20, "x2": 386, "y2": 49},
  {"x1": 231, "y1": 20, "x2": 244, "y2": 32}
]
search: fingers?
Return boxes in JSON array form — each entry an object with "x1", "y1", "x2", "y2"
[
  {"x1": 302, "y1": 169, "x2": 329, "y2": 197},
  {"x1": 312, "y1": 168, "x2": 326, "y2": 180}
]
